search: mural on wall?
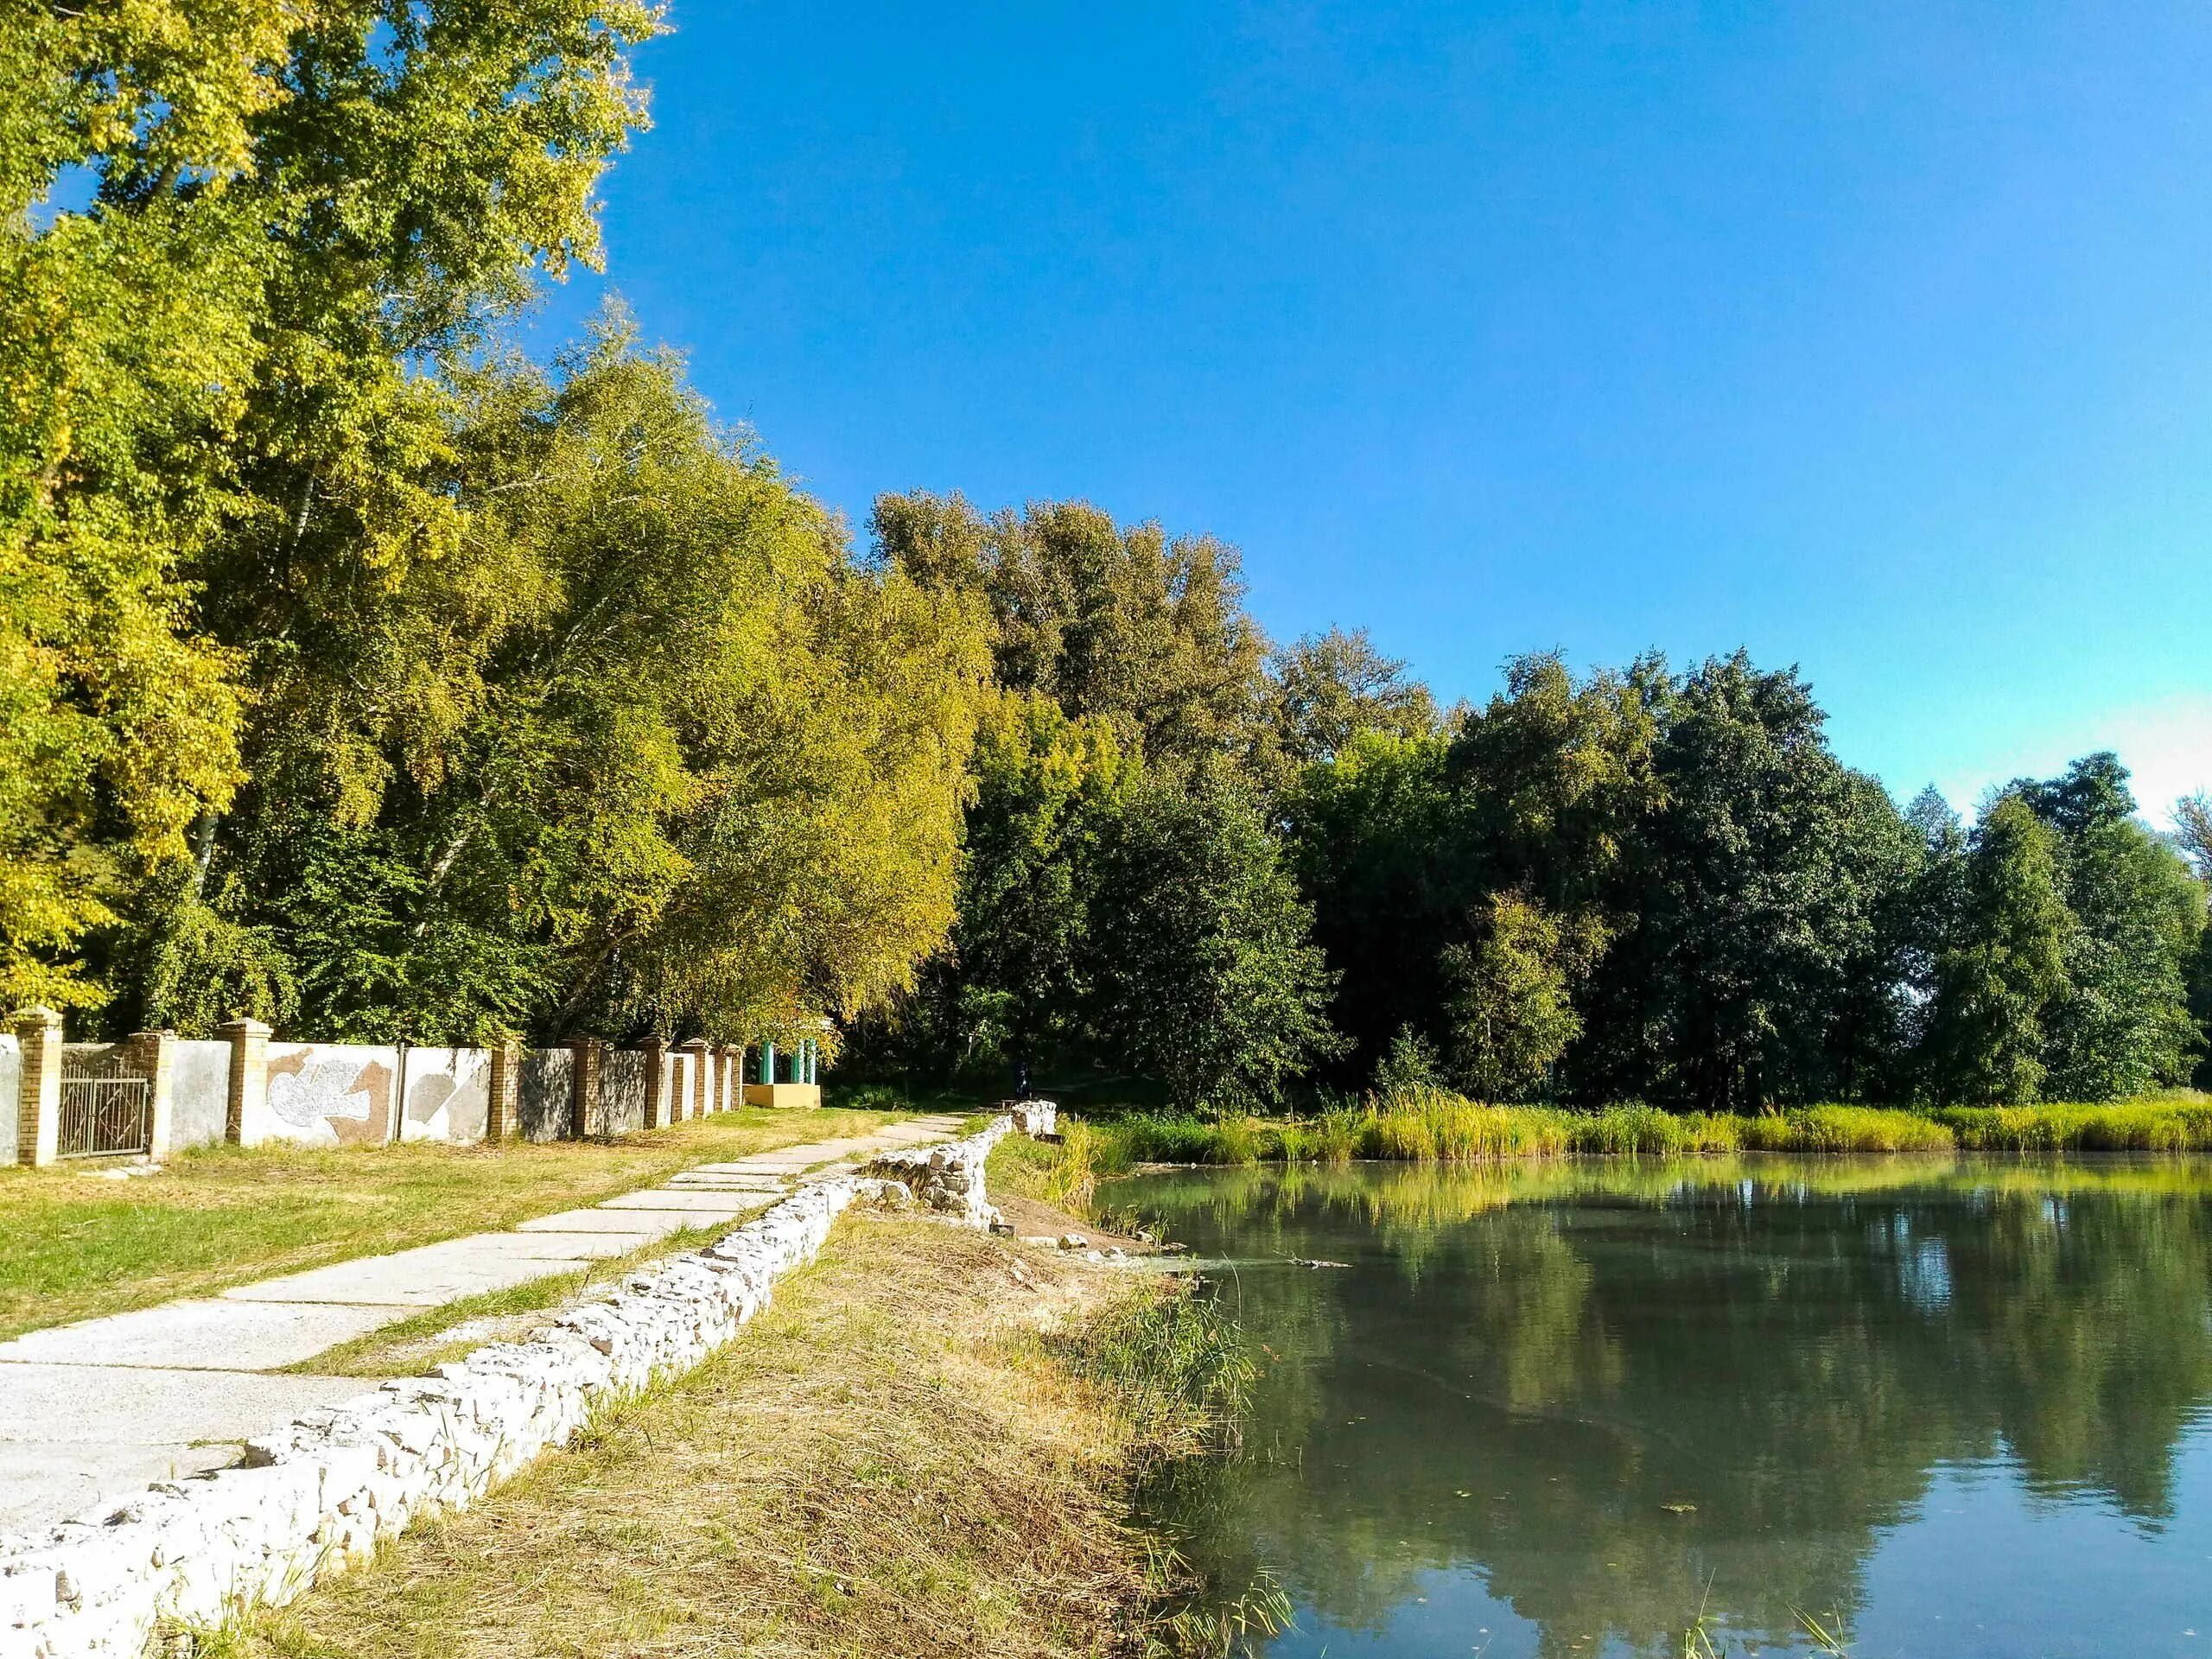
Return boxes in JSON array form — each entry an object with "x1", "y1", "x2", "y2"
[
  {"x1": 268, "y1": 1060, "x2": 376, "y2": 1129},
  {"x1": 262, "y1": 1045, "x2": 395, "y2": 1145}
]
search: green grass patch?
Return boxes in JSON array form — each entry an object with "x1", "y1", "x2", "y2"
[{"x1": 0, "y1": 1109, "x2": 894, "y2": 1339}]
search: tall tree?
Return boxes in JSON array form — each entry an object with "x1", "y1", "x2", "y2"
[
  {"x1": 3, "y1": 0, "x2": 658, "y2": 1011},
  {"x1": 1083, "y1": 769, "x2": 1339, "y2": 1109},
  {"x1": 1584, "y1": 654, "x2": 1916, "y2": 1109},
  {"x1": 151, "y1": 333, "x2": 989, "y2": 1044},
  {"x1": 1252, "y1": 626, "x2": 1439, "y2": 791},
  {"x1": 871, "y1": 693, "x2": 1130, "y2": 1087},
  {"x1": 2002, "y1": 760, "x2": 2206, "y2": 1099},
  {"x1": 2175, "y1": 791, "x2": 2212, "y2": 881},
  {"x1": 1921, "y1": 794, "x2": 2073, "y2": 1104},
  {"x1": 873, "y1": 493, "x2": 1267, "y2": 774},
  {"x1": 1281, "y1": 729, "x2": 1467, "y2": 1078}
]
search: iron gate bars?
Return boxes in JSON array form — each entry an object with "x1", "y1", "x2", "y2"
[{"x1": 58, "y1": 1052, "x2": 152, "y2": 1159}]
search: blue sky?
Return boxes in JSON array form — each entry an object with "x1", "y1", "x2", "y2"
[{"x1": 535, "y1": 0, "x2": 2211, "y2": 824}]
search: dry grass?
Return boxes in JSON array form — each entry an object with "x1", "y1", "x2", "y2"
[
  {"x1": 0, "y1": 1109, "x2": 893, "y2": 1338},
  {"x1": 233, "y1": 1217, "x2": 1192, "y2": 1659}
]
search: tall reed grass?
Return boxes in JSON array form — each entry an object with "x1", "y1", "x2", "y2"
[{"x1": 1078, "y1": 1087, "x2": 2211, "y2": 1167}]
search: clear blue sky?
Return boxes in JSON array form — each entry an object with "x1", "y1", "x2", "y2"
[{"x1": 537, "y1": 0, "x2": 2212, "y2": 824}]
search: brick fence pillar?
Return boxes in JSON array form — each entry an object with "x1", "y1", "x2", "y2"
[
  {"x1": 567, "y1": 1038, "x2": 602, "y2": 1140},
  {"x1": 219, "y1": 1018, "x2": 270, "y2": 1147},
  {"x1": 485, "y1": 1035, "x2": 521, "y2": 1141},
  {"x1": 679, "y1": 1039, "x2": 710, "y2": 1121},
  {"x1": 641, "y1": 1038, "x2": 670, "y2": 1129},
  {"x1": 127, "y1": 1029, "x2": 177, "y2": 1158},
  {"x1": 15, "y1": 1007, "x2": 62, "y2": 1167}
]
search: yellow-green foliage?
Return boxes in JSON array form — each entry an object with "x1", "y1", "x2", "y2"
[
  {"x1": 1, "y1": 0, "x2": 660, "y2": 1010},
  {"x1": 1935, "y1": 1099, "x2": 2212, "y2": 1152},
  {"x1": 1073, "y1": 1090, "x2": 2212, "y2": 1168},
  {"x1": 1746, "y1": 1105, "x2": 1954, "y2": 1154}
]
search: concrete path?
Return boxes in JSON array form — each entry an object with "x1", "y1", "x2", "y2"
[{"x1": 0, "y1": 1114, "x2": 965, "y2": 1534}]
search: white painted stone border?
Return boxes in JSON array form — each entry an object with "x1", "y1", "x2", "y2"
[{"x1": 0, "y1": 1117, "x2": 1015, "y2": 1658}]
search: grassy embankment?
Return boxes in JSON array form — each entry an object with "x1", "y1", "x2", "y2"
[
  {"x1": 221, "y1": 1212, "x2": 1260, "y2": 1659},
  {"x1": 0, "y1": 1108, "x2": 895, "y2": 1340},
  {"x1": 1032, "y1": 1087, "x2": 2212, "y2": 1175}
]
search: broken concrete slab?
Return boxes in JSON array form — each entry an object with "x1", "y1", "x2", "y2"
[{"x1": 0, "y1": 1363, "x2": 368, "y2": 1533}]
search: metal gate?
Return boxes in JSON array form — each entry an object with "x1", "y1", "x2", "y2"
[{"x1": 58, "y1": 1052, "x2": 152, "y2": 1159}]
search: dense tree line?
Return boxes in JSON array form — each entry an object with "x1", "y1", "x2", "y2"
[
  {"x1": 3, "y1": 3, "x2": 987, "y2": 1051},
  {"x1": 861, "y1": 499, "x2": 2210, "y2": 1109},
  {"x1": 8, "y1": 7, "x2": 2206, "y2": 1097}
]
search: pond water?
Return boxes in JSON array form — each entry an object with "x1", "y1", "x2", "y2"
[{"x1": 1117, "y1": 1157, "x2": 2212, "y2": 1659}]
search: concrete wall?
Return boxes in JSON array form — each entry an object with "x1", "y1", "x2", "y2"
[
  {"x1": 398, "y1": 1047, "x2": 492, "y2": 1145},
  {"x1": 14, "y1": 1030, "x2": 746, "y2": 1161},
  {"x1": 0, "y1": 1035, "x2": 16, "y2": 1164},
  {"x1": 517, "y1": 1047, "x2": 574, "y2": 1143},
  {"x1": 601, "y1": 1049, "x2": 649, "y2": 1137},
  {"x1": 169, "y1": 1040, "x2": 232, "y2": 1151},
  {"x1": 254, "y1": 1043, "x2": 401, "y2": 1147}
]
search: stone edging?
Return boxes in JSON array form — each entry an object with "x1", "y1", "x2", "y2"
[{"x1": 1, "y1": 1116, "x2": 1016, "y2": 1658}]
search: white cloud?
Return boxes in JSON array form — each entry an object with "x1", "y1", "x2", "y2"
[{"x1": 1930, "y1": 691, "x2": 2212, "y2": 832}]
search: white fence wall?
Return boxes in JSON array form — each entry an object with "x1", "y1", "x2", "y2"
[
  {"x1": 0, "y1": 1035, "x2": 17, "y2": 1164},
  {"x1": 399, "y1": 1046, "x2": 493, "y2": 1144},
  {"x1": 170, "y1": 1039, "x2": 232, "y2": 1151},
  {"x1": 10, "y1": 1033, "x2": 758, "y2": 1163}
]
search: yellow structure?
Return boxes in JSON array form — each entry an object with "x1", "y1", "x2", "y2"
[{"x1": 741, "y1": 1032, "x2": 823, "y2": 1109}]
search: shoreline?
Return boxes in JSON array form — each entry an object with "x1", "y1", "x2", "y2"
[{"x1": 185, "y1": 1151, "x2": 1239, "y2": 1657}]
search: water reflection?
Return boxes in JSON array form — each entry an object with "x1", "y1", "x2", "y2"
[{"x1": 1126, "y1": 1157, "x2": 2212, "y2": 1658}]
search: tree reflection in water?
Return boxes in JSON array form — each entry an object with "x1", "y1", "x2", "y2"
[{"x1": 1128, "y1": 1158, "x2": 2212, "y2": 1657}]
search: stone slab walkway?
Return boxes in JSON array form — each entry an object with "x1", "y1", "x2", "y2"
[{"x1": 0, "y1": 1113, "x2": 965, "y2": 1534}]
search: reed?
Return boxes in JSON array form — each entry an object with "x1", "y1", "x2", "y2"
[{"x1": 1070, "y1": 1089, "x2": 2212, "y2": 1169}]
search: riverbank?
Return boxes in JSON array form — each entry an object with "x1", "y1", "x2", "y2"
[
  {"x1": 218, "y1": 1207, "x2": 1246, "y2": 1658},
  {"x1": 1031, "y1": 1088, "x2": 2212, "y2": 1177}
]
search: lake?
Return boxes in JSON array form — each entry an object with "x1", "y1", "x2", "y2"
[{"x1": 1117, "y1": 1157, "x2": 2212, "y2": 1659}]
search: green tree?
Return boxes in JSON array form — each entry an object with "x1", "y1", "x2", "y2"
[
  {"x1": 1252, "y1": 626, "x2": 1439, "y2": 791},
  {"x1": 1281, "y1": 729, "x2": 1467, "y2": 1079},
  {"x1": 1082, "y1": 770, "x2": 1339, "y2": 1109},
  {"x1": 1922, "y1": 794, "x2": 2072, "y2": 1103},
  {"x1": 873, "y1": 493, "x2": 1266, "y2": 774},
  {"x1": 2005, "y1": 760, "x2": 2207, "y2": 1099},
  {"x1": 2176, "y1": 791, "x2": 2212, "y2": 880},
  {"x1": 877, "y1": 693, "x2": 1130, "y2": 1086},
  {"x1": 177, "y1": 333, "x2": 988, "y2": 1044},
  {"x1": 1440, "y1": 891, "x2": 1605, "y2": 1101},
  {"x1": 3, "y1": 0, "x2": 658, "y2": 1011},
  {"x1": 1586, "y1": 654, "x2": 1916, "y2": 1109}
]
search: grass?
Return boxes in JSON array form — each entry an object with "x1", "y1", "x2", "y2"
[
  {"x1": 224, "y1": 1214, "x2": 1257, "y2": 1659},
  {"x1": 1052, "y1": 1086, "x2": 2212, "y2": 1173},
  {"x1": 0, "y1": 1108, "x2": 894, "y2": 1340}
]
